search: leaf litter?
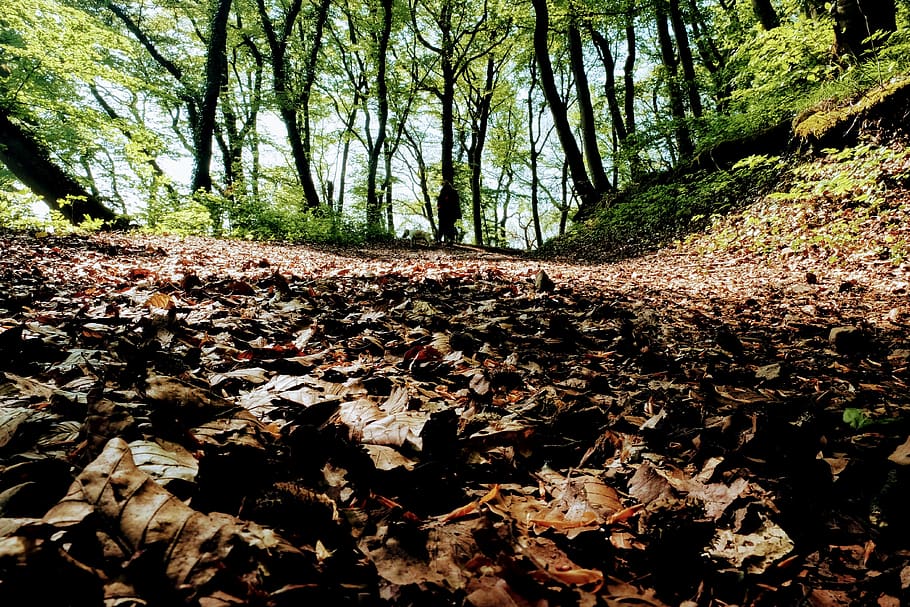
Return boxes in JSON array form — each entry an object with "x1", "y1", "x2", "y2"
[{"x1": 1, "y1": 230, "x2": 909, "y2": 606}]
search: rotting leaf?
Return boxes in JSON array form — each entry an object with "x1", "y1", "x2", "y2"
[
  {"x1": 439, "y1": 484, "x2": 500, "y2": 522},
  {"x1": 4, "y1": 231, "x2": 910, "y2": 606},
  {"x1": 518, "y1": 535, "x2": 604, "y2": 591},
  {"x1": 145, "y1": 292, "x2": 174, "y2": 310}
]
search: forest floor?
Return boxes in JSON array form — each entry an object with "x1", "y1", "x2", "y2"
[{"x1": 1, "y1": 223, "x2": 909, "y2": 606}]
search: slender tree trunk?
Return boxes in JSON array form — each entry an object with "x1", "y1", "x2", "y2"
[
  {"x1": 240, "y1": 34, "x2": 264, "y2": 201},
  {"x1": 590, "y1": 28, "x2": 626, "y2": 141},
  {"x1": 668, "y1": 0, "x2": 702, "y2": 118},
  {"x1": 655, "y1": 0, "x2": 693, "y2": 160},
  {"x1": 685, "y1": 0, "x2": 728, "y2": 109},
  {"x1": 468, "y1": 57, "x2": 495, "y2": 246},
  {"x1": 337, "y1": 105, "x2": 358, "y2": 212},
  {"x1": 530, "y1": 0, "x2": 599, "y2": 208},
  {"x1": 366, "y1": 0, "x2": 392, "y2": 229},
  {"x1": 404, "y1": 128, "x2": 438, "y2": 238},
  {"x1": 623, "y1": 9, "x2": 637, "y2": 135},
  {"x1": 384, "y1": 141, "x2": 395, "y2": 233},
  {"x1": 192, "y1": 0, "x2": 232, "y2": 194},
  {"x1": 527, "y1": 63, "x2": 543, "y2": 248},
  {"x1": 437, "y1": 16, "x2": 462, "y2": 241},
  {"x1": 567, "y1": 21, "x2": 611, "y2": 193},
  {"x1": 559, "y1": 160, "x2": 569, "y2": 235},
  {"x1": 256, "y1": 0, "x2": 325, "y2": 208},
  {"x1": 218, "y1": 97, "x2": 243, "y2": 200},
  {"x1": 0, "y1": 110, "x2": 115, "y2": 223},
  {"x1": 298, "y1": 0, "x2": 330, "y2": 208}
]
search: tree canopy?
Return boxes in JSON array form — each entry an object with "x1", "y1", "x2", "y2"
[{"x1": 1, "y1": 0, "x2": 908, "y2": 246}]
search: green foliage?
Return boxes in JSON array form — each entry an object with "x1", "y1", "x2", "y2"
[
  {"x1": 0, "y1": 186, "x2": 42, "y2": 229},
  {"x1": 540, "y1": 156, "x2": 784, "y2": 260},
  {"x1": 146, "y1": 198, "x2": 213, "y2": 237},
  {"x1": 696, "y1": 16, "x2": 834, "y2": 149},
  {"x1": 233, "y1": 202, "x2": 371, "y2": 245},
  {"x1": 701, "y1": 15, "x2": 910, "y2": 153},
  {"x1": 694, "y1": 142, "x2": 910, "y2": 264},
  {"x1": 843, "y1": 408, "x2": 875, "y2": 430},
  {"x1": 843, "y1": 407, "x2": 897, "y2": 430},
  {"x1": 778, "y1": 144, "x2": 909, "y2": 204}
]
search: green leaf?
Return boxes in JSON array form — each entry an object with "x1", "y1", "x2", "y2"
[{"x1": 842, "y1": 408, "x2": 874, "y2": 430}]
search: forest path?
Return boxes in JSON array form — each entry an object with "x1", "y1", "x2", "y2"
[{"x1": 1, "y1": 230, "x2": 909, "y2": 606}]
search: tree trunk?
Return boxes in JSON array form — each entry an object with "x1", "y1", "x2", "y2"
[
  {"x1": 669, "y1": 0, "x2": 702, "y2": 118},
  {"x1": 337, "y1": 109, "x2": 356, "y2": 212},
  {"x1": 437, "y1": 9, "x2": 462, "y2": 242},
  {"x1": 685, "y1": 0, "x2": 729, "y2": 109},
  {"x1": 590, "y1": 29, "x2": 626, "y2": 142},
  {"x1": 530, "y1": 0, "x2": 599, "y2": 209},
  {"x1": 298, "y1": 0, "x2": 331, "y2": 208},
  {"x1": 567, "y1": 21, "x2": 611, "y2": 193},
  {"x1": 526, "y1": 58, "x2": 544, "y2": 248},
  {"x1": 468, "y1": 57, "x2": 495, "y2": 246},
  {"x1": 623, "y1": 9, "x2": 637, "y2": 135},
  {"x1": 751, "y1": 0, "x2": 780, "y2": 30},
  {"x1": 191, "y1": 0, "x2": 232, "y2": 194},
  {"x1": 366, "y1": 0, "x2": 392, "y2": 230},
  {"x1": 655, "y1": 0, "x2": 693, "y2": 160},
  {"x1": 403, "y1": 128, "x2": 438, "y2": 238},
  {"x1": 256, "y1": 0, "x2": 323, "y2": 208},
  {"x1": 559, "y1": 160, "x2": 570, "y2": 235},
  {"x1": 831, "y1": 0, "x2": 897, "y2": 56},
  {"x1": 0, "y1": 110, "x2": 115, "y2": 224},
  {"x1": 384, "y1": 141, "x2": 395, "y2": 233}
]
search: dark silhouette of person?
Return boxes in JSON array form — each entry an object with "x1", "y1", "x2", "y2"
[{"x1": 436, "y1": 182, "x2": 461, "y2": 243}]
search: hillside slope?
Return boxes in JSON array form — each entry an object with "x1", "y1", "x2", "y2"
[{"x1": 539, "y1": 77, "x2": 910, "y2": 266}]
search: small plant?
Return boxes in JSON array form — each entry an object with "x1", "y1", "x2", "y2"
[
  {"x1": 147, "y1": 198, "x2": 213, "y2": 236},
  {"x1": 0, "y1": 187, "x2": 43, "y2": 229}
]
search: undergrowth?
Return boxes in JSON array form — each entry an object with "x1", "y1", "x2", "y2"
[
  {"x1": 689, "y1": 140, "x2": 910, "y2": 265},
  {"x1": 537, "y1": 158, "x2": 783, "y2": 262}
]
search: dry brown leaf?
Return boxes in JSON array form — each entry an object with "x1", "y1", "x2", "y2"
[
  {"x1": 145, "y1": 292, "x2": 174, "y2": 310},
  {"x1": 439, "y1": 484, "x2": 500, "y2": 522},
  {"x1": 707, "y1": 517, "x2": 794, "y2": 574},
  {"x1": 519, "y1": 536, "x2": 603, "y2": 591},
  {"x1": 363, "y1": 444, "x2": 417, "y2": 471},
  {"x1": 43, "y1": 438, "x2": 303, "y2": 602},
  {"x1": 887, "y1": 436, "x2": 910, "y2": 466}
]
